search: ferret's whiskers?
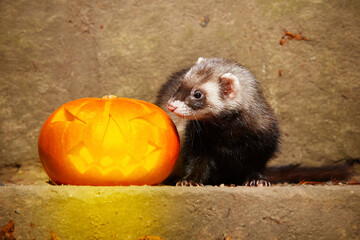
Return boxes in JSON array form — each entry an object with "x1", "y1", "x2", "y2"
[
  {"x1": 193, "y1": 113, "x2": 201, "y2": 134},
  {"x1": 209, "y1": 107, "x2": 222, "y2": 127}
]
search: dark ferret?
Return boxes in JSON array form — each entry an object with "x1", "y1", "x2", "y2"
[{"x1": 156, "y1": 57, "x2": 280, "y2": 186}]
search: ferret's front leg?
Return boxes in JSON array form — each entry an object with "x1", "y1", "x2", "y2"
[{"x1": 176, "y1": 155, "x2": 214, "y2": 186}]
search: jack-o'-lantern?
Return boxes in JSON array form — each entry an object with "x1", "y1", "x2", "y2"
[{"x1": 38, "y1": 95, "x2": 179, "y2": 186}]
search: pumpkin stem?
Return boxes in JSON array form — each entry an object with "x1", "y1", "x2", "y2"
[{"x1": 103, "y1": 95, "x2": 118, "y2": 100}]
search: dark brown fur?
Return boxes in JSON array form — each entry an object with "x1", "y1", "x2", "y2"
[
  {"x1": 155, "y1": 58, "x2": 352, "y2": 186},
  {"x1": 156, "y1": 58, "x2": 280, "y2": 186}
]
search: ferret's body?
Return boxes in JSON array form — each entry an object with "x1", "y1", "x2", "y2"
[{"x1": 156, "y1": 58, "x2": 280, "y2": 186}]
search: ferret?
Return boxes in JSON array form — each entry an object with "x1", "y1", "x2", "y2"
[{"x1": 156, "y1": 57, "x2": 280, "y2": 186}]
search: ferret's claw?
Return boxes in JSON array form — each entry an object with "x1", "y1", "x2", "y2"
[
  {"x1": 257, "y1": 179, "x2": 271, "y2": 187},
  {"x1": 244, "y1": 179, "x2": 271, "y2": 187},
  {"x1": 176, "y1": 180, "x2": 204, "y2": 187}
]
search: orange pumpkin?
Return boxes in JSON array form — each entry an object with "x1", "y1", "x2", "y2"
[{"x1": 38, "y1": 95, "x2": 179, "y2": 186}]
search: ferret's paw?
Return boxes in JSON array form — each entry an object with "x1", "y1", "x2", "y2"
[
  {"x1": 176, "y1": 180, "x2": 204, "y2": 187},
  {"x1": 244, "y1": 179, "x2": 271, "y2": 187}
]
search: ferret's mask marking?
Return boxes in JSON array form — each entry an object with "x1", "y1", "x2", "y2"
[
  {"x1": 167, "y1": 71, "x2": 241, "y2": 120},
  {"x1": 167, "y1": 85, "x2": 207, "y2": 119}
]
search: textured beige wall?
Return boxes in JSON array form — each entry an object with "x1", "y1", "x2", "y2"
[{"x1": 1, "y1": 0, "x2": 359, "y2": 169}]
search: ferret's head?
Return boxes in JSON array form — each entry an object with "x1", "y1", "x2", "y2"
[{"x1": 167, "y1": 57, "x2": 257, "y2": 120}]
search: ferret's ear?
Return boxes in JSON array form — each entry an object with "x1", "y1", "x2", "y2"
[
  {"x1": 220, "y1": 73, "x2": 240, "y2": 99},
  {"x1": 196, "y1": 57, "x2": 205, "y2": 64}
]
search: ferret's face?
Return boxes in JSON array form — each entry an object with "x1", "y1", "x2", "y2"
[
  {"x1": 167, "y1": 81, "x2": 219, "y2": 120},
  {"x1": 166, "y1": 70, "x2": 230, "y2": 120},
  {"x1": 166, "y1": 57, "x2": 256, "y2": 121},
  {"x1": 166, "y1": 58, "x2": 247, "y2": 120}
]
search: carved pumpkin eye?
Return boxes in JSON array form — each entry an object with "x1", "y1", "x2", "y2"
[{"x1": 38, "y1": 96, "x2": 179, "y2": 186}]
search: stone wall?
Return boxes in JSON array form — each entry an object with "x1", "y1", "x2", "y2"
[{"x1": 1, "y1": 0, "x2": 359, "y2": 169}]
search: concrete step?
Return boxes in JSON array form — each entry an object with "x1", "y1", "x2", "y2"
[{"x1": 0, "y1": 185, "x2": 359, "y2": 240}]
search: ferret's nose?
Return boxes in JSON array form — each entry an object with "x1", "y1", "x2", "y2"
[{"x1": 167, "y1": 101, "x2": 177, "y2": 112}]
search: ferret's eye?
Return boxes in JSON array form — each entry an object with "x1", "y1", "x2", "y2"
[{"x1": 193, "y1": 91, "x2": 202, "y2": 99}]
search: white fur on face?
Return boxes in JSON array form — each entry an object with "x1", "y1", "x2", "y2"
[
  {"x1": 167, "y1": 99, "x2": 196, "y2": 119},
  {"x1": 200, "y1": 82, "x2": 224, "y2": 114}
]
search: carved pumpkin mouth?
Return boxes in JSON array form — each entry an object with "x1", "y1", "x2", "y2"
[{"x1": 38, "y1": 97, "x2": 179, "y2": 186}]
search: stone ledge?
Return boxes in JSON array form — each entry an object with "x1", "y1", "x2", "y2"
[{"x1": 0, "y1": 185, "x2": 359, "y2": 240}]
